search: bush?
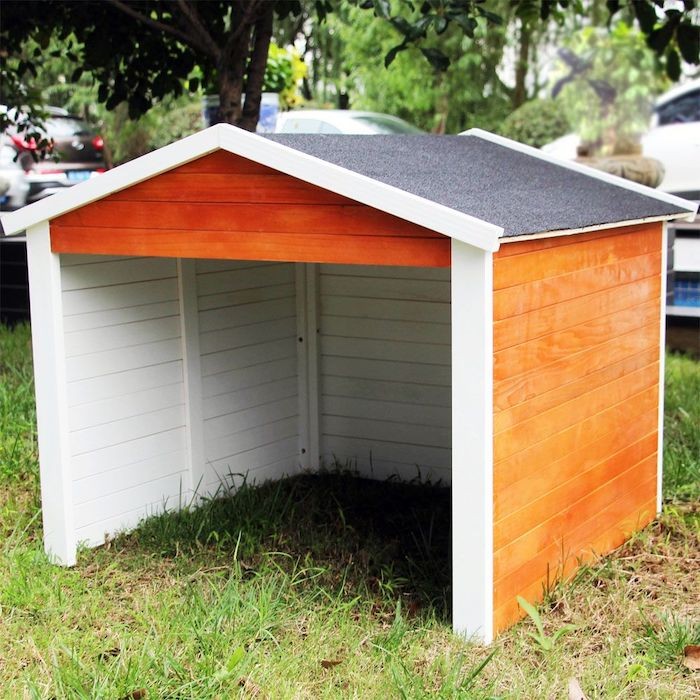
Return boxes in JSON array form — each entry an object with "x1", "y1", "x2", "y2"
[{"x1": 498, "y1": 99, "x2": 571, "y2": 148}]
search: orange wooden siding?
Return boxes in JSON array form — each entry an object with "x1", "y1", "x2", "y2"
[
  {"x1": 51, "y1": 151, "x2": 450, "y2": 267},
  {"x1": 492, "y1": 223, "x2": 662, "y2": 634}
]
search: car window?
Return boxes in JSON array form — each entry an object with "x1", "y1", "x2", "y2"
[
  {"x1": 45, "y1": 117, "x2": 94, "y2": 137},
  {"x1": 319, "y1": 120, "x2": 342, "y2": 134},
  {"x1": 353, "y1": 115, "x2": 423, "y2": 134},
  {"x1": 656, "y1": 89, "x2": 700, "y2": 126},
  {"x1": 278, "y1": 118, "x2": 323, "y2": 133}
]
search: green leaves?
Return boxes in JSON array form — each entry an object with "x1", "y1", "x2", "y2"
[
  {"x1": 364, "y1": 0, "x2": 700, "y2": 79},
  {"x1": 420, "y1": 48, "x2": 450, "y2": 72},
  {"x1": 677, "y1": 21, "x2": 700, "y2": 64},
  {"x1": 666, "y1": 47, "x2": 681, "y2": 82}
]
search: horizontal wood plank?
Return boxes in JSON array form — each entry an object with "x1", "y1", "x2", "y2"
[
  {"x1": 494, "y1": 346, "x2": 659, "y2": 434},
  {"x1": 495, "y1": 409, "x2": 658, "y2": 519},
  {"x1": 494, "y1": 432, "x2": 658, "y2": 557},
  {"x1": 51, "y1": 226, "x2": 451, "y2": 267},
  {"x1": 494, "y1": 383, "x2": 659, "y2": 488},
  {"x1": 493, "y1": 495, "x2": 656, "y2": 632},
  {"x1": 109, "y1": 172, "x2": 356, "y2": 205},
  {"x1": 493, "y1": 224, "x2": 661, "y2": 290},
  {"x1": 493, "y1": 251, "x2": 662, "y2": 320},
  {"x1": 71, "y1": 426, "x2": 187, "y2": 479},
  {"x1": 494, "y1": 224, "x2": 650, "y2": 258},
  {"x1": 494, "y1": 300, "x2": 659, "y2": 382},
  {"x1": 55, "y1": 201, "x2": 443, "y2": 238},
  {"x1": 493, "y1": 275, "x2": 660, "y2": 351},
  {"x1": 494, "y1": 362, "x2": 659, "y2": 463},
  {"x1": 494, "y1": 322, "x2": 659, "y2": 411},
  {"x1": 493, "y1": 465, "x2": 657, "y2": 605},
  {"x1": 173, "y1": 150, "x2": 275, "y2": 174}
]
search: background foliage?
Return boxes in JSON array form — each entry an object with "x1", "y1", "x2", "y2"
[{"x1": 498, "y1": 98, "x2": 571, "y2": 147}]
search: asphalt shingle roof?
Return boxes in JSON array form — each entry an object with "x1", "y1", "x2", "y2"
[{"x1": 268, "y1": 134, "x2": 688, "y2": 238}]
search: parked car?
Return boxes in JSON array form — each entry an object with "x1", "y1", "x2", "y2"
[
  {"x1": 1, "y1": 106, "x2": 107, "y2": 209},
  {"x1": 542, "y1": 79, "x2": 700, "y2": 197},
  {"x1": 275, "y1": 109, "x2": 424, "y2": 135}
]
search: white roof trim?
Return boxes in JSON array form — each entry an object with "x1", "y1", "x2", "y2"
[
  {"x1": 1, "y1": 126, "x2": 221, "y2": 236},
  {"x1": 1, "y1": 123, "x2": 503, "y2": 252},
  {"x1": 463, "y1": 128, "x2": 699, "y2": 221}
]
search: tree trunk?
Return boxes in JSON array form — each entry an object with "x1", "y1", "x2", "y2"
[
  {"x1": 513, "y1": 17, "x2": 531, "y2": 109},
  {"x1": 240, "y1": 3, "x2": 274, "y2": 132},
  {"x1": 217, "y1": 7, "x2": 254, "y2": 126}
]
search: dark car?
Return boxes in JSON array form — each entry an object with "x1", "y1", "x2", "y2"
[{"x1": 11, "y1": 107, "x2": 107, "y2": 204}]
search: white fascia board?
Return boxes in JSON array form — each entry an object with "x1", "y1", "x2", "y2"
[
  {"x1": 498, "y1": 213, "x2": 692, "y2": 245},
  {"x1": 0, "y1": 126, "x2": 221, "y2": 236},
  {"x1": 463, "y1": 128, "x2": 699, "y2": 220},
  {"x1": 216, "y1": 125, "x2": 503, "y2": 252}
]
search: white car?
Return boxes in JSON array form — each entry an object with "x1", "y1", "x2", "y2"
[
  {"x1": 0, "y1": 137, "x2": 30, "y2": 210},
  {"x1": 542, "y1": 79, "x2": 700, "y2": 197},
  {"x1": 275, "y1": 109, "x2": 423, "y2": 135}
]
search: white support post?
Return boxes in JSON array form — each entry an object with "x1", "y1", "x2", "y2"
[
  {"x1": 306, "y1": 264, "x2": 321, "y2": 471},
  {"x1": 451, "y1": 240, "x2": 494, "y2": 643},
  {"x1": 26, "y1": 222, "x2": 76, "y2": 565},
  {"x1": 295, "y1": 263, "x2": 321, "y2": 472},
  {"x1": 177, "y1": 259, "x2": 205, "y2": 502},
  {"x1": 657, "y1": 223, "x2": 668, "y2": 514}
]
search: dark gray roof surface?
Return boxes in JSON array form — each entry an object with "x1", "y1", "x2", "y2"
[{"x1": 267, "y1": 134, "x2": 687, "y2": 238}]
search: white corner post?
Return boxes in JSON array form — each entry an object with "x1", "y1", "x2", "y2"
[
  {"x1": 177, "y1": 259, "x2": 205, "y2": 502},
  {"x1": 295, "y1": 263, "x2": 321, "y2": 472},
  {"x1": 657, "y1": 223, "x2": 668, "y2": 514},
  {"x1": 25, "y1": 222, "x2": 76, "y2": 565},
  {"x1": 451, "y1": 240, "x2": 494, "y2": 643}
]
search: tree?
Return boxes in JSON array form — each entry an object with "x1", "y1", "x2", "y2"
[
  {"x1": 360, "y1": 0, "x2": 699, "y2": 83},
  {"x1": 0, "y1": 0, "x2": 308, "y2": 134},
  {"x1": 331, "y1": 2, "x2": 513, "y2": 133},
  {"x1": 1, "y1": 0, "x2": 698, "y2": 139}
]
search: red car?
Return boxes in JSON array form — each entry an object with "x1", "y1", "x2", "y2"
[{"x1": 8, "y1": 106, "x2": 107, "y2": 205}]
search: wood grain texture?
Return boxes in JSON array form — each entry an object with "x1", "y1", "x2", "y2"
[
  {"x1": 493, "y1": 251, "x2": 661, "y2": 320},
  {"x1": 493, "y1": 225, "x2": 661, "y2": 290},
  {"x1": 51, "y1": 226, "x2": 451, "y2": 267},
  {"x1": 493, "y1": 493, "x2": 657, "y2": 631},
  {"x1": 493, "y1": 456, "x2": 657, "y2": 603},
  {"x1": 51, "y1": 151, "x2": 449, "y2": 267},
  {"x1": 492, "y1": 223, "x2": 663, "y2": 635}
]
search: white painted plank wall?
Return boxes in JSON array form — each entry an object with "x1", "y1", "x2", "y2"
[
  {"x1": 60, "y1": 255, "x2": 188, "y2": 547},
  {"x1": 197, "y1": 260, "x2": 300, "y2": 493},
  {"x1": 319, "y1": 264, "x2": 452, "y2": 482}
]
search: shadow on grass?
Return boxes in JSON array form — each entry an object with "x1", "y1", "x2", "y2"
[{"x1": 111, "y1": 469, "x2": 452, "y2": 621}]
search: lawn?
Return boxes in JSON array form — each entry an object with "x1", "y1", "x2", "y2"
[{"x1": 1, "y1": 322, "x2": 698, "y2": 699}]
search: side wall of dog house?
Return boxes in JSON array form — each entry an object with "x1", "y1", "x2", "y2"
[
  {"x1": 60, "y1": 254, "x2": 189, "y2": 547},
  {"x1": 318, "y1": 264, "x2": 452, "y2": 483},
  {"x1": 491, "y1": 223, "x2": 663, "y2": 633},
  {"x1": 195, "y1": 259, "x2": 300, "y2": 494}
]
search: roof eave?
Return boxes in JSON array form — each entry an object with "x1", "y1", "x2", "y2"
[
  {"x1": 0, "y1": 125, "x2": 221, "y2": 236},
  {"x1": 499, "y1": 212, "x2": 696, "y2": 245}
]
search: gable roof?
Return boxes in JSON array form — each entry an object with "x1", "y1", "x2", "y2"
[{"x1": 1, "y1": 124, "x2": 696, "y2": 251}]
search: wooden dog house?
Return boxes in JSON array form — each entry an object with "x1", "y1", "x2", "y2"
[{"x1": 1, "y1": 125, "x2": 696, "y2": 642}]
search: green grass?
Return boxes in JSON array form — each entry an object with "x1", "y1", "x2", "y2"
[
  {"x1": 1, "y1": 323, "x2": 699, "y2": 698},
  {"x1": 663, "y1": 353, "x2": 700, "y2": 502}
]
